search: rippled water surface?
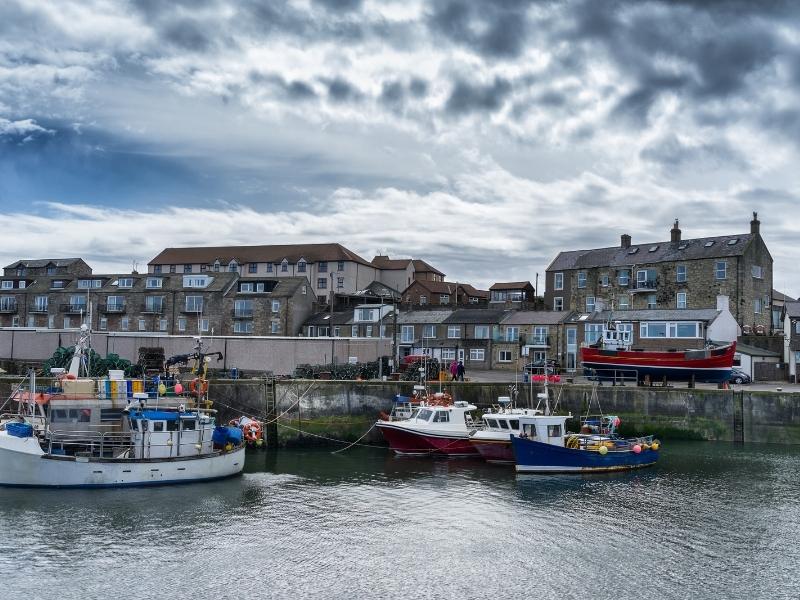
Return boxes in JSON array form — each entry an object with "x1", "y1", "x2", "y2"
[{"x1": 1, "y1": 442, "x2": 799, "y2": 599}]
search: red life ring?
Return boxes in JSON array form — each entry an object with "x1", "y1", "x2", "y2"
[
  {"x1": 243, "y1": 421, "x2": 262, "y2": 443},
  {"x1": 189, "y1": 378, "x2": 209, "y2": 395}
]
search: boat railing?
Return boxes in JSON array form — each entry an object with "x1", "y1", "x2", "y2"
[{"x1": 45, "y1": 428, "x2": 217, "y2": 459}]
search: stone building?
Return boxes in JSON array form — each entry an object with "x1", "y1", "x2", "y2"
[
  {"x1": 492, "y1": 311, "x2": 568, "y2": 371},
  {"x1": 400, "y1": 280, "x2": 488, "y2": 308},
  {"x1": 544, "y1": 214, "x2": 773, "y2": 331},
  {"x1": 488, "y1": 281, "x2": 538, "y2": 309}
]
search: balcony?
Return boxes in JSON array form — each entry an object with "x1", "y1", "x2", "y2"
[
  {"x1": 630, "y1": 279, "x2": 658, "y2": 293},
  {"x1": 0, "y1": 301, "x2": 18, "y2": 314},
  {"x1": 232, "y1": 309, "x2": 254, "y2": 319},
  {"x1": 526, "y1": 335, "x2": 551, "y2": 347},
  {"x1": 29, "y1": 305, "x2": 49, "y2": 313},
  {"x1": 141, "y1": 303, "x2": 165, "y2": 314},
  {"x1": 60, "y1": 303, "x2": 88, "y2": 314},
  {"x1": 99, "y1": 303, "x2": 126, "y2": 314}
]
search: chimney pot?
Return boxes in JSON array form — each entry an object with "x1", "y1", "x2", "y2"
[
  {"x1": 670, "y1": 219, "x2": 681, "y2": 243},
  {"x1": 621, "y1": 234, "x2": 631, "y2": 249},
  {"x1": 750, "y1": 211, "x2": 760, "y2": 235}
]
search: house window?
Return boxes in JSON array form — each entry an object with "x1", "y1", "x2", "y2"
[
  {"x1": 585, "y1": 324, "x2": 603, "y2": 344},
  {"x1": 271, "y1": 322, "x2": 279, "y2": 334},
  {"x1": 77, "y1": 279, "x2": 102, "y2": 289},
  {"x1": 337, "y1": 261, "x2": 344, "y2": 271},
  {"x1": 337, "y1": 277, "x2": 344, "y2": 289},
  {"x1": 423, "y1": 325, "x2": 436, "y2": 338},
  {"x1": 48, "y1": 315, "x2": 55, "y2": 329},
  {"x1": 249, "y1": 263, "x2": 258, "y2": 273},
  {"x1": 618, "y1": 295, "x2": 630, "y2": 310},
  {"x1": 47, "y1": 266, "x2": 56, "y2": 275},
  {"x1": 51, "y1": 280, "x2": 65, "y2": 289},
  {"x1": 228, "y1": 262, "x2": 238, "y2": 272},
  {"x1": 577, "y1": 271, "x2": 586, "y2": 288},
  {"x1": 439, "y1": 294, "x2": 449, "y2": 304},
  {"x1": 553, "y1": 297, "x2": 563, "y2": 311},
  {"x1": 106, "y1": 296, "x2": 125, "y2": 312},
  {"x1": 146, "y1": 278, "x2": 162, "y2": 289},
  {"x1": 470, "y1": 348, "x2": 485, "y2": 361},
  {"x1": 200, "y1": 264, "x2": 207, "y2": 272},
  {"x1": 441, "y1": 349, "x2": 456, "y2": 360},
  {"x1": 18, "y1": 281, "x2": 26, "y2": 289},
  {"x1": 121, "y1": 317, "x2": 129, "y2": 331},
  {"x1": 35, "y1": 296, "x2": 48, "y2": 311},
  {"x1": 297, "y1": 261, "x2": 306, "y2": 273},
  {"x1": 153, "y1": 265, "x2": 162, "y2": 274},
  {"x1": 715, "y1": 261, "x2": 727, "y2": 279},
  {"x1": 532, "y1": 326, "x2": 548, "y2": 345},
  {"x1": 240, "y1": 282, "x2": 254, "y2": 293},
  {"x1": 586, "y1": 296, "x2": 595, "y2": 313},
  {"x1": 333, "y1": 326, "x2": 341, "y2": 337},
  {"x1": 234, "y1": 321, "x2": 254, "y2": 333},
  {"x1": 213, "y1": 261, "x2": 220, "y2": 272},
  {"x1": 159, "y1": 319, "x2": 168, "y2": 331},
  {"x1": 199, "y1": 319, "x2": 209, "y2": 332},
  {"x1": 637, "y1": 269, "x2": 656, "y2": 288},
  {"x1": 447, "y1": 325, "x2": 461, "y2": 339},
  {"x1": 183, "y1": 265, "x2": 193, "y2": 273},
  {"x1": 474, "y1": 325, "x2": 490, "y2": 339},
  {"x1": 754, "y1": 298, "x2": 762, "y2": 314},
  {"x1": 505, "y1": 326, "x2": 519, "y2": 342},
  {"x1": 235, "y1": 299, "x2": 253, "y2": 317},
  {"x1": 138, "y1": 318, "x2": 146, "y2": 331},
  {"x1": 401, "y1": 325, "x2": 414, "y2": 342},
  {"x1": 365, "y1": 325, "x2": 373, "y2": 337},
  {"x1": 3, "y1": 281, "x2": 15, "y2": 289},
  {"x1": 554, "y1": 272, "x2": 564, "y2": 290},
  {"x1": 351, "y1": 325, "x2": 359, "y2": 337},
  {"x1": 272, "y1": 300, "x2": 280, "y2": 313},
  {"x1": 419, "y1": 295, "x2": 428, "y2": 305},
  {"x1": 319, "y1": 262, "x2": 328, "y2": 273},
  {"x1": 145, "y1": 296, "x2": 164, "y2": 313},
  {"x1": 256, "y1": 283, "x2": 265, "y2": 292},
  {"x1": 185, "y1": 296, "x2": 203, "y2": 313},
  {"x1": 640, "y1": 322, "x2": 700, "y2": 338},
  {"x1": 677, "y1": 265, "x2": 687, "y2": 283},
  {"x1": 301, "y1": 285, "x2": 307, "y2": 295},
  {"x1": 267, "y1": 263, "x2": 273, "y2": 273},
  {"x1": 498, "y1": 350, "x2": 512, "y2": 362},
  {"x1": 63, "y1": 317, "x2": 72, "y2": 329},
  {"x1": 752, "y1": 265, "x2": 763, "y2": 279},
  {"x1": 183, "y1": 276, "x2": 209, "y2": 288},
  {"x1": 618, "y1": 270, "x2": 630, "y2": 286},
  {"x1": 118, "y1": 278, "x2": 133, "y2": 288},
  {"x1": 677, "y1": 292, "x2": 687, "y2": 309},
  {"x1": 169, "y1": 265, "x2": 176, "y2": 273},
  {"x1": 178, "y1": 317, "x2": 186, "y2": 332},
  {"x1": 357, "y1": 308, "x2": 373, "y2": 321},
  {"x1": 647, "y1": 294, "x2": 657, "y2": 309},
  {"x1": 600, "y1": 274, "x2": 609, "y2": 287},
  {"x1": 281, "y1": 261, "x2": 288, "y2": 273},
  {"x1": 317, "y1": 278, "x2": 327, "y2": 289}
]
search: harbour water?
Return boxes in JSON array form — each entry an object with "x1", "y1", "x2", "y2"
[{"x1": 1, "y1": 442, "x2": 798, "y2": 599}]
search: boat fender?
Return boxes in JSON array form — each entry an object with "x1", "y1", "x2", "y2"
[
  {"x1": 651, "y1": 442, "x2": 660, "y2": 451},
  {"x1": 632, "y1": 444, "x2": 642, "y2": 454},
  {"x1": 598, "y1": 445, "x2": 608, "y2": 455},
  {"x1": 189, "y1": 378, "x2": 209, "y2": 395}
]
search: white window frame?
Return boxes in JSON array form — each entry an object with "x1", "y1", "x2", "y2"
[
  {"x1": 469, "y1": 348, "x2": 485, "y2": 361},
  {"x1": 271, "y1": 321, "x2": 279, "y2": 334},
  {"x1": 554, "y1": 272, "x2": 564, "y2": 290},
  {"x1": 401, "y1": 325, "x2": 414, "y2": 343},
  {"x1": 676, "y1": 265, "x2": 687, "y2": 283},
  {"x1": 439, "y1": 294, "x2": 449, "y2": 305},
  {"x1": 505, "y1": 326, "x2": 519, "y2": 342},
  {"x1": 423, "y1": 324, "x2": 436, "y2": 339},
  {"x1": 677, "y1": 292, "x2": 687, "y2": 309},
  {"x1": 272, "y1": 300, "x2": 280, "y2": 313},
  {"x1": 447, "y1": 325, "x2": 461, "y2": 339},
  {"x1": 752, "y1": 265, "x2": 763, "y2": 279},
  {"x1": 618, "y1": 295, "x2": 630, "y2": 310},
  {"x1": 618, "y1": 270, "x2": 630, "y2": 286},
  {"x1": 474, "y1": 325, "x2": 490, "y2": 339},
  {"x1": 178, "y1": 317, "x2": 186, "y2": 332},
  {"x1": 715, "y1": 261, "x2": 727, "y2": 280},
  {"x1": 498, "y1": 350, "x2": 513, "y2": 363},
  {"x1": 553, "y1": 297, "x2": 563, "y2": 311},
  {"x1": 586, "y1": 296, "x2": 595, "y2": 313},
  {"x1": 199, "y1": 319, "x2": 210, "y2": 333},
  {"x1": 577, "y1": 271, "x2": 586, "y2": 288},
  {"x1": 754, "y1": 298, "x2": 762, "y2": 314},
  {"x1": 146, "y1": 277, "x2": 162, "y2": 289},
  {"x1": 185, "y1": 296, "x2": 203, "y2": 313}
]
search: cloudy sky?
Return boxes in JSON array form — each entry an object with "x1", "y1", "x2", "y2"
[{"x1": 1, "y1": 0, "x2": 799, "y2": 296}]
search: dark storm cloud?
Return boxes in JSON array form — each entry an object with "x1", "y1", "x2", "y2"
[
  {"x1": 428, "y1": 1, "x2": 531, "y2": 59},
  {"x1": 379, "y1": 80, "x2": 405, "y2": 110},
  {"x1": 409, "y1": 78, "x2": 428, "y2": 98},
  {"x1": 311, "y1": 0, "x2": 363, "y2": 11},
  {"x1": 249, "y1": 71, "x2": 317, "y2": 100},
  {"x1": 324, "y1": 77, "x2": 362, "y2": 103},
  {"x1": 639, "y1": 133, "x2": 748, "y2": 171},
  {"x1": 445, "y1": 77, "x2": 512, "y2": 115},
  {"x1": 161, "y1": 19, "x2": 213, "y2": 52}
]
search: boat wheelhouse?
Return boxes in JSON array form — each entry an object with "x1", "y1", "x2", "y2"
[
  {"x1": 469, "y1": 395, "x2": 542, "y2": 463},
  {"x1": 376, "y1": 400, "x2": 479, "y2": 456}
]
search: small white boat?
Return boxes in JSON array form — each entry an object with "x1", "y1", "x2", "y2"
[
  {"x1": 0, "y1": 327, "x2": 245, "y2": 488},
  {"x1": 469, "y1": 396, "x2": 542, "y2": 463}
]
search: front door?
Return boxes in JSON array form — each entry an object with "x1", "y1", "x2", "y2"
[
  {"x1": 566, "y1": 327, "x2": 577, "y2": 372},
  {"x1": 457, "y1": 348, "x2": 465, "y2": 362}
]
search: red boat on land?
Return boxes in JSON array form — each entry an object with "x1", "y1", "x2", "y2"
[{"x1": 580, "y1": 326, "x2": 736, "y2": 383}]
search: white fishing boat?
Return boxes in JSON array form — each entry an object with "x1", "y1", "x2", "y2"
[
  {"x1": 0, "y1": 327, "x2": 245, "y2": 488},
  {"x1": 469, "y1": 396, "x2": 542, "y2": 463}
]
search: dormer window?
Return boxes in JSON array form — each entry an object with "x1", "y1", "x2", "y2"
[
  {"x1": 118, "y1": 278, "x2": 134, "y2": 288},
  {"x1": 297, "y1": 259, "x2": 307, "y2": 273},
  {"x1": 51, "y1": 280, "x2": 66, "y2": 289},
  {"x1": 213, "y1": 261, "x2": 221, "y2": 272},
  {"x1": 281, "y1": 260, "x2": 288, "y2": 273},
  {"x1": 146, "y1": 277, "x2": 163, "y2": 289},
  {"x1": 183, "y1": 275, "x2": 210, "y2": 288},
  {"x1": 228, "y1": 261, "x2": 238, "y2": 272},
  {"x1": 47, "y1": 265, "x2": 56, "y2": 275},
  {"x1": 1, "y1": 281, "x2": 12, "y2": 289},
  {"x1": 77, "y1": 279, "x2": 102, "y2": 289}
]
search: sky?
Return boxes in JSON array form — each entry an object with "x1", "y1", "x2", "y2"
[{"x1": 1, "y1": 0, "x2": 799, "y2": 296}]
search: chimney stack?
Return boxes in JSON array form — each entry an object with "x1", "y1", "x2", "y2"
[
  {"x1": 750, "y1": 211, "x2": 760, "y2": 235},
  {"x1": 670, "y1": 219, "x2": 681, "y2": 242},
  {"x1": 621, "y1": 234, "x2": 631, "y2": 249}
]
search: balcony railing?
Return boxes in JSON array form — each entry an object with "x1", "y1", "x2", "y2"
[
  {"x1": 232, "y1": 309, "x2": 254, "y2": 318},
  {"x1": 630, "y1": 279, "x2": 658, "y2": 292},
  {"x1": 0, "y1": 302, "x2": 18, "y2": 314},
  {"x1": 29, "y1": 305, "x2": 49, "y2": 313},
  {"x1": 526, "y1": 335, "x2": 551, "y2": 347},
  {"x1": 99, "y1": 303, "x2": 126, "y2": 314},
  {"x1": 181, "y1": 306, "x2": 204, "y2": 314},
  {"x1": 141, "y1": 303, "x2": 165, "y2": 314},
  {"x1": 59, "y1": 303, "x2": 88, "y2": 314}
]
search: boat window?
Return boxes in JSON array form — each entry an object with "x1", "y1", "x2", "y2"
[
  {"x1": 152, "y1": 421, "x2": 164, "y2": 432},
  {"x1": 51, "y1": 408, "x2": 91, "y2": 423},
  {"x1": 498, "y1": 420, "x2": 509, "y2": 430},
  {"x1": 523, "y1": 424, "x2": 537, "y2": 438},
  {"x1": 167, "y1": 420, "x2": 178, "y2": 431},
  {"x1": 509, "y1": 419, "x2": 519, "y2": 430},
  {"x1": 181, "y1": 419, "x2": 196, "y2": 431},
  {"x1": 433, "y1": 411, "x2": 450, "y2": 423},
  {"x1": 51, "y1": 409, "x2": 68, "y2": 422},
  {"x1": 547, "y1": 424, "x2": 562, "y2": 438},
  {"x1": 486, "y1": 418, "x2": 499, "y2": 429},
  {"x1": 417, "y1": 409, "x2": 433, "y2": 422}
]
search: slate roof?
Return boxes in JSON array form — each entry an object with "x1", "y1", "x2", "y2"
[
  {"x1": 10, "y1": 273, "x2": 239, "y2": 295},
  {"x1": 371, "y1": 256, "x2": 411, "y2": 269},
  {"x1": 547, "y1": 233, "x2": 754, "y2": 271},
  {"x1": 772, "y1": 289, "x2": 795, "y2": 302},
  {"x1": 149, "y1": 243, "x2": 373, "y2": 267},
  {"x1": 443, "y1": 309, "x2": 509, "y2": 324},
  {"x1": 735, "y1": 343, "x2": 781, "y2": 358},
  {"x1": 396, "y1": 310, "x2": 453, "y2": 324},
  {"x1": 303, "y1": 311, "x2": 353, "y2": 326},
  {"x1": 490, "y1": 281, "x2": 534, "y2": 290},
  {"x1": 4, "y1": 258, "x2": 85, "y2": 269},
  {"x1": 500, "y1": 310, "x2": 569, "y2": 326},
  {"x1": 785, "y1": 301, "x2": 800, "y2": 319}
]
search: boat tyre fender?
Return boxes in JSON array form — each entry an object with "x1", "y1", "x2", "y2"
[{"x1": 189, "y1": 378, "x2": 209, "y2": 396}]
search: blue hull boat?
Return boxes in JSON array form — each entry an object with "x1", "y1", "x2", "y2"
[{"x1": 512, "y1": 435, "x2": 659, "y2": 473}]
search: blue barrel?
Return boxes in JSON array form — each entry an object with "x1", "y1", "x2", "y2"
[
  {"x1": 226, "y1": 426, "x2": 243, "y2": 445},
  {"x1": 212, "y1": 426, "x2": 229, "y2": 446}
]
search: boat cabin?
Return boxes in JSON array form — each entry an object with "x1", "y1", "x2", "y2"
[
  {"x1": 410, "y1": 400, "x2": 479, "y2": 429},
  {"x1": 593, "y1": 326, "x2": 632, "y2": 351},
  {"x1": 517, "y1": 414, "x2": 571, "y2": 447},
  {"x1": 128, "y1": 408, "x2": 215, "y2": 459}
]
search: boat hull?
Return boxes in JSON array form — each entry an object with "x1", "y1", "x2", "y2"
[
  {"x1": 470, "y1": 438, "x2": 514, "y2": 463},
  {"x1": 376, "y1": 422, "x2": 477, "y2": 456},
  {"x1": 0, "y1": 432, "x2": 245, "y2": 488},
  {"x1": 511, "y1": 436, "x2": 659, "y2": 473},
  {"x1": 580, "y1": 343, "x2": 735, "y2": 383}
]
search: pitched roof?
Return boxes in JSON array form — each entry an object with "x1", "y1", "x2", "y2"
[
  {"x1": 490, "y1": 281, "x2": 534, "y2": 291},
  {"x1": 443, "y1": 309, "x2": 509, "y2": 324},
  {"x1": 459, "y1": 283, "x2": 489, "y2": 298},
  {"x1": 500, "y1": 310, "x2": 569, "y2": 325},
  {"x1": 786, "y1": 301, "x2": 800, "y2": 319},
  {"x1": 371, "y1": 256, "x2": 411, "y2": 269},
  {"x1": 396, "y1": 310, "x2": 453, "y2": 324},
  {"x1": 735, "y1": 343, "x2": 781, "y2": 358},
  {"x1": 149, "y1": 243, "x2": 373, "y2": 267},
  {"x1": 303, "y1": 311, "x2": 353, "y2": 326},
  {"x1": 772, "y1": 289, "x2": 795, "y2": 302},
  {"x1": 547, "y1": 233, "x2": 754, "y2": 271},
  {"x1": 567, "y1": 308, "x2": 721, "y2": 323},
  {"x1": 406, "y1": 280, "x2": 486, "y2": 297},
  {"x1": 4, "y1": 258, "x2": 85, "y2": 269},
  {"x1": 411, "y1": 259, "x2": 444, "y2": 276}
]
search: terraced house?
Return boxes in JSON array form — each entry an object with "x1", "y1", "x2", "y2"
[{"x1": 544, "y1": 214, "x2": 773, "y2": 332}]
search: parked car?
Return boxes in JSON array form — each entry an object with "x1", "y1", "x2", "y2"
[
  {"x1": 728, "y1": 368, "x2": 751, "y2": 384},
  {"x1": 523, "y1": 359, "x2": 558, "y2": 374},
  {"x1": 398, "y1": 354, "x2": 428, "y2": 372}
]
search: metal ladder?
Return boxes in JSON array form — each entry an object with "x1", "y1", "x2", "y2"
[{"x1": 263, "y1": 376, "x2": 278, "y2": 449}]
